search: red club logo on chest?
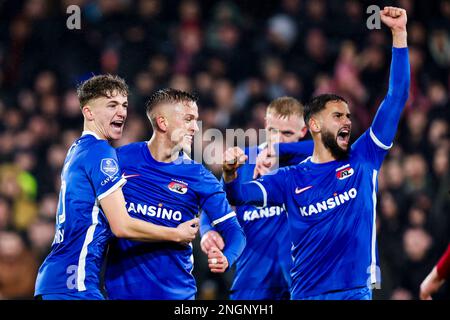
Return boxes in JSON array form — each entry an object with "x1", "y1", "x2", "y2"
[
  {"x1": 336, "y1": 164, "x2": 354, "y2": 180},
  {"x1": 168, "y1": 181, "x2": 188, "y2": 194}
]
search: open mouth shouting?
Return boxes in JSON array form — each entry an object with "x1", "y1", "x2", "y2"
[
  {"x1": 111, "y1": 119, "x2": 124, "y2": 134},
  {"x1": 337, "y1": 127, "x2": 351, "y2": 148}
]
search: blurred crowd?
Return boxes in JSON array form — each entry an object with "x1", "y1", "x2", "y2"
[{"x1": 0, "y1": 0, "x2": 449, "y2": 300}]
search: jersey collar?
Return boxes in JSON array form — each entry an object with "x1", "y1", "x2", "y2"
[{"x1": 81, "y1": 130, "x2": 103, "y2": 140}]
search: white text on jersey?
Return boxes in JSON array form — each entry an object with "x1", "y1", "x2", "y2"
[
  {"x1": 126, "y1": 202, "x2": 182, "y2": 221},
  {"x1": 243, "y1": 206, "x2": 284, "y2": 221},
  {"x1": 299, "y1": 188, "x2": 358, "y2": 217}
]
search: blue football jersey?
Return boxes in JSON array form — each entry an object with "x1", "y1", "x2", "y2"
[
  {"x1": 230, "y1": 146, "x2": 292, "y2": 297},
  {"x1": 225, "y1": 47, "x2": 409, "y2": 299},
  {"x1": 105, "y1": 142, "x2": 240, "y2": 300},
  {"x1": 201, "y1": 141, "x2": 313, "y2": 299},
  {"x1": 35, "y1": 131, "x2": 126, "y2": 297},
  {"x1": 229, "y1": 129, "x2": 390, "y2": 299}
]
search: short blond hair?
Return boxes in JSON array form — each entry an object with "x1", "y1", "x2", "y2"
[
  {"x1": 146, "y1": 88, "x2": 197, "y2": 127},
  {"x1": 266, "y1": 96, "x2": 304, "y2": 119}
]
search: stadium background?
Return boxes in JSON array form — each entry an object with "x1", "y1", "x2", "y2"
[{"x1": 0, "y1": 0, "x2": 449, "y2": 300}]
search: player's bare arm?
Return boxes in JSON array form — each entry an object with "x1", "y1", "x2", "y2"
[
  {"x1": 420, "y1": 244, "x2": 450, "y2": 299},
  {"x1": 101, "y1": 188, "x2": 199, "y2": 244},
  {"x1": 420, "y1": 266, "x2": 444, "y2": 300}
]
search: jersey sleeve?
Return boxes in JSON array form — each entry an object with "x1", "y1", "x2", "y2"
[
  {"x1": 200, "y1": 166, "x2": 246, "y2": 236},
  {"x1": 85, "y1": 142, "x2": 126, "y2": 201},
  {"x1": 198, "y1": 166, "x2": 246, "y2": 267},
  {"x1": 253, "y1": 166, "x2": 289, "y2": 206},
  {"x1": 437, "y1": 244, "x2": 450, "y2": 280},
  {"x1": 350, "y1": 131, "x2": 390, "y2": 170},
  {"x1": 225, "y1": 166, "x2": 288, "y2": 208},
  {"x1": 198, "y1": 166, "x2": 237, "y2": 226},
  {"x1": 199, "y1": 210, "x2": 214, "y2": 236},
  {"x1": 370, "y1": 47, "x2": 410, "y2": 147},
  {"x1": 352, "y1": 47, "x2": 410, "y2": 169}
]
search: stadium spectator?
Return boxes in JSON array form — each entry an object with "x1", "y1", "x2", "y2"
[{"x1": 420, "y1": 243, "x2": 450, "y2": 299}]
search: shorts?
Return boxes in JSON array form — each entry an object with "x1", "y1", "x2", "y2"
[
  {"x1": 230, "y1": 287, "x2": 290, "y2": 300},
  {"x1": 298, "y1": 286, "x2": 372, "y2": 300},
  {"x1": 35, "y1": 290, "x2": 105, "y2": 300}
]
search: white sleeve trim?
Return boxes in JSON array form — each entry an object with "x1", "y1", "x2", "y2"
[
  {"x1": 97, "y1": 177, "x2": 127, "y2": 201},
  {"x1": 369, "y1": 128, "x2": 392, "y2": 150},
  {"x1": 250, "y1": 180, "x2": 267, "y2": 208},
  {"x1": 211, "y1": 211, "x2": 236, "y2": 227}
]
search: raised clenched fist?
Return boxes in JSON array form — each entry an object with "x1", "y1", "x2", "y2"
[{"x1": 380, "y1": 6, "x2": 407, "y2": 31}]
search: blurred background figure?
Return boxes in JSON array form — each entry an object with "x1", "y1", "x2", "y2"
[
  {"x1": 0, "y1": 231, "x2": 38, "y2": 299},
  {"x1": 420, "y1": 243, "x2": 450, "y2": 299},
  {"x1": 0, "y1": 0, "x2": 449, "y2": 299}
]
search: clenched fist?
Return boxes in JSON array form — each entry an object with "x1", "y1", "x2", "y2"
[
  {"x1": 200, "y1": 230, "x2": 224, "y2": 254},
  {"x1": 253, "y1": 146, "x2": 278, "y2": 179},
  {"x1": 222, "y1": 147, "x2": 248, "y2": 183},
  {"x1": 208, "y1": 247, "x2": 229, "y2": 273},
  {"x1": 380, "y1": 6, "x2": 407, "y2": 31},
  {"x1": 380, "y1": 6, "x2": 408, "y2": 48}
]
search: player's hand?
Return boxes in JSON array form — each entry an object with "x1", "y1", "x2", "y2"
[
  {"x1": 223, "y1": 147, "x2": 247, "y2": 183},
  {"x1": 200, "y1": 231, "x2": 225, "y2": 255},
  {"x1": 175, "y1": 218, "x2": 199, "y2": 245},
  {"x1": 208, "y1": 247, "x2": 229, "y2": 273},
  {"x1": 419, "y1": 266, "x2": 445, "y2": 300},
  {"x1": 380, "y1": 6, "x2": 407, "y2": 32},
  {"x1": 253, "y1": 145, "x2": 278, "y2": 179}
]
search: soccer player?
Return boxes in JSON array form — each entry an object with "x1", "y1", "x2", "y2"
[
  {"x1": 34, "y1": 75, "x2": 199, "y2": 300},
  {"x1": 221, "y1": 7, "x2": 410, "y2": 300},
  {"x1": 420, "y1": 243, "x2": 450, "y2": 300},
  {"x1": 199, "y1": 97, "x2": 313, "y2": 300},
  {"x1": 104, "y1": 88, "x2": 246, "y2": 300}
]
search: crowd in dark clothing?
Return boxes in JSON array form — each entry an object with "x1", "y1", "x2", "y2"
[{"x1": 0, "y1": 0, "x2": 449, "y2": 299}]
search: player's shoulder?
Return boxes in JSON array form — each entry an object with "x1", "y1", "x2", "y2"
[
  {"x1": 349, "y1": 130, "x2": 387, "y2": 161},
  {"x1": 81, "y1": 136, "x2": 116, "y2": 160},
  {"x1": 272, "y1": 156, "x2": 311, "y2": 181},
  {"x1": 177, "y1": 154, "x2": 220, "y2": 188},
  {"x1": 259, "y1": 161, "x2": 299, "y2": 183},
  {"x1": 171, "y1": 152, "x2": 204, "y2": 176},
  {"x1": 116, "y1": 141, "x2": 146, "y2": 157},
  {"x1": 174, "y1": 151, "x2": 200, "y2": 168},
  {"x1": 285, "y1": 156, "x2": 311, "y2": 171},
  {"x1": 75, "y1": 136, "x2": 119, "y2": 175},
  {"x1": 187, "y1": 159, "x2": 219, "y2": 183},
  {"x1": 351, "y1": 129, "x2": 390, "y2": 152},
  {"x1": 188, "y1": 157, "x2": 210, "y2": 176},
  {"x1": 350, "y1": 130, "x2": 369, "y2": 149}
]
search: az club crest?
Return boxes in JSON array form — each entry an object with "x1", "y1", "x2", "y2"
[
  {"x1": 168, "y1": 181, "x2": 188, "y2": 194},
  {"x1": 336, "y1": 165, "x2": 354, "y2": 180}
]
